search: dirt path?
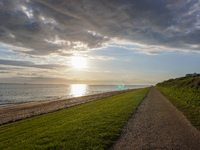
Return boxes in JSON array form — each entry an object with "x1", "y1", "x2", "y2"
[
  {"x1": 110, "y1": 87, "x2": 200, "y2": 150},
  {"x1": 0, "y1": 89, "x2": 133, "y2": 125}
]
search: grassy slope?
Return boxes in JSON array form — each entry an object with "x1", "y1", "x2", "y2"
[
  {"x1": 156, "y1": 76, "x2": 200, "y2": 130},
  {"x1": 0, "y1": 87, "x2": 149, "y2": 150}
]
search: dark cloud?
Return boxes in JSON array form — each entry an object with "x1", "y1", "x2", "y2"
[
  {"x1": 17, "y1": 73, "x2": 41, "y2": 77},
  {"x1": 0, "y1": 66, "x2": 23, "y2": 71},
  {"x1": 0, "y1": 71, "x2": 9, "y2": 73},
  {"x1": 0, "y1": 59, "x2": 67, "y2": 69},
  {"x1": 0, "y1": 0, "x2": 200, "y2": 55}
]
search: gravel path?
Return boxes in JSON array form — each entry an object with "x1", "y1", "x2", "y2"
[
  {"x1": 0, "y1": 89, "x2": 133, "y2": 125},
  {"x1": 110, "y1": 87, "x2": 200, "y2": 150}
]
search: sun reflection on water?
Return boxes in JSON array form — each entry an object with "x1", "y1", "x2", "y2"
[{"x1": 70, "y1": 84, "x2": 87, "y2": 97}]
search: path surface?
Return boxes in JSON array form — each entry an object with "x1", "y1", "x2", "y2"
[{"x1": 110, "y1": 87, "x2": 200, "y2": 150}]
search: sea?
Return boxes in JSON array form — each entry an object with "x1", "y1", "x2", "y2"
[{"x1": 0, "y1": 84, "x2": 148, "y2": 108}]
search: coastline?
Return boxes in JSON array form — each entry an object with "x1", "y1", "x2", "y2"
[{"x1": 0, "y1": 89, "x2": 134, "y2": 125}]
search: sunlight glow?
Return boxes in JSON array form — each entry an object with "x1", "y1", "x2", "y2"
[
  {"x1": 71, "y1": 57, "x2": 86, "y2": 69},
  {"x1": 70, "y1": 84, "x2": 87, "y2": 97}
]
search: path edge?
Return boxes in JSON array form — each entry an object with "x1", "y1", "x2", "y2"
[{"x1": 108, "y1": 86, "x2": 152, "y2": 150}]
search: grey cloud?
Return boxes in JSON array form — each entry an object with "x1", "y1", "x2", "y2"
[
  {"x1": 0, "y1": 0, "x2": 200, "y2": 55},
  {"x1": 0, "y1": 66, "x2": 24, "y2": 70},
  {"x1": 0, "y1": 71, "x2": 9, "y2": 73},
  {"x1": 0, "y1": 67, "x2": 9, "y2": 70},
  {"x1": 17, "y1": 73, "x2": 42, "y2": 77},
  {"x1": 0, "y1": 59, "x2": 67, "y2": 69}
]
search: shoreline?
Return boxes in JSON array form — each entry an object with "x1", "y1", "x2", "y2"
[{"x1": 0, "y1": 89, "x2": 134, "y2": 125}]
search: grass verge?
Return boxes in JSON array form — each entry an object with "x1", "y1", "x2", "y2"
[
  {"x1": 156, "y1": 76, "x2": 200, "y2": 131},
  {"x1": 0, "y1": 87, "x2": 149, "y2": 150}
]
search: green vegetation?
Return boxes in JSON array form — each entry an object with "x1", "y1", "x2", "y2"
[
  {"x1": 156, "y1": 76, "x2": 200, "y2": 130},
  {"x1": 0, "y1": 87, "x2": 149, "y2": 150}
]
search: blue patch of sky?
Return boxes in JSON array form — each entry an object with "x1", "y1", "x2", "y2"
[
  {"x1": 140, "y1": 51, "x2": 200, "y2": 77},
  {"x1": 0, "y1": 45, "x2": 13, "y2": 58},
  {"x1": 0, "y1": 45, "x2": 36, "y2": 62},
  {"x1": 89, "y1": 46, "x2": 200, "y2": 78},
  {"x1": 89, "y1": 46, "x2": 135, "y2": 59},
  {"x1": 0, "y1": 45, "x2": 10, "y2": 51}
]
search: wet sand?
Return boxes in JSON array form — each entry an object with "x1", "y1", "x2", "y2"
[
  {"x1": 0, "y1": 89, "x2": 134, "y2": 125},
  {"x1": 110, "y1": 87, "x2": 200, "y2": 149}
]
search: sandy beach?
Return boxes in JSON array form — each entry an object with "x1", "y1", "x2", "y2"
[{"x1": 0, "y1": 89, "x2": 134, "y2": 125}]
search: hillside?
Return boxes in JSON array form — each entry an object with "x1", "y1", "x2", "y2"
[{"x1": 156, "y1": 76, "x2": 200, "y2": 130}]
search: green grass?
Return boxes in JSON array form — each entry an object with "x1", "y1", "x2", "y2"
[
  {"x1": 156, "y1": 76, "x2": 200, "y2": 130},
  {"x1": 0, "y1": 87, "x2": 149, "y2": 150}
]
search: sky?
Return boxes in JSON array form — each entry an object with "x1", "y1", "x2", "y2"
[{"x1": 0, "y1": 0, "x2": 200, "y2": 85}]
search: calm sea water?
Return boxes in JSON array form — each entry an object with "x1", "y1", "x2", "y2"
[{"x1": 0, "y1": 84, "x2": 148, "y2": 108}]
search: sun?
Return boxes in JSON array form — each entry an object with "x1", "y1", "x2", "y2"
[{"x1": 71, "y1": 57, "x2": 86, "y2": 69}]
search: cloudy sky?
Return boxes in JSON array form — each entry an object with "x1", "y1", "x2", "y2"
[{"x1": 0, "y1": 0, "x2": 200, "y2": 85}]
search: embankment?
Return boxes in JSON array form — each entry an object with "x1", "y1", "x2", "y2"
[
  {"x1": 156, "y1": 76, "x2": 200, "y2": 130},
  {"x1": 0, "y1": 87, "x2": 149, "y2": 150},
  {"x1": 0, "y1": 89, "x2": 134, "y2": 125}
]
